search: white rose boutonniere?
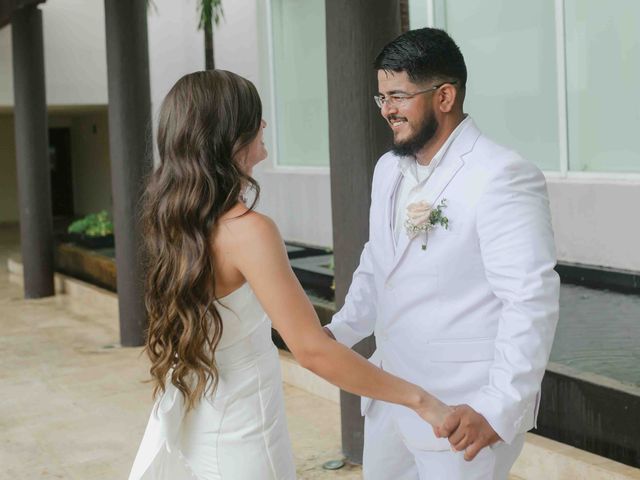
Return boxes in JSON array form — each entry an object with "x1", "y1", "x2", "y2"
[{"x1": 404, "y1": 199, "x2": 449, "y2": 250}]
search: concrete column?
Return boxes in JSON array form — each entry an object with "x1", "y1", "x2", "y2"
[
  {"x1": 104, "y1": 0, "x2": 153, "y2": 346},
  {"x1": 11, "y1": 5, "x2": 54, "y2": 299},
  {"x1": 325, "y1": 0, "x2": 400, "y2": 464}
]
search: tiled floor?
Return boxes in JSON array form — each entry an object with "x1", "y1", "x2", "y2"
[{"x1": 0, "y1": 225, "x2": 359, "y2": 479}]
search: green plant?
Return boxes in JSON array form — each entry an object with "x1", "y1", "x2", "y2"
[
  {"x1": 197, "y1": 0, "x2": 223, "y2": 31},
  {"x1": 67, "y1": 211, "x2": 114, "y2": 237}
]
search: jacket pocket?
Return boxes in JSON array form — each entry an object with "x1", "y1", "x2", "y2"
[{"x1": 426, "y1": 337, "x2": 495, "y2": 363}]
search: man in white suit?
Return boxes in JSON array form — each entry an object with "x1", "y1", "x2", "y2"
[{"x1": 324, "y1": 28, "x2": 559, "y2": 479}]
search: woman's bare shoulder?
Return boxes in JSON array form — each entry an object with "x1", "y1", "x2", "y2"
[{"x1": 216, "y1": 204, "x2": 282, "y2": 250}]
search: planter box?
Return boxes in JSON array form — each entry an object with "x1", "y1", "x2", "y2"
[
  {"x1": 54, "y1": 243, "x2": 117, "y2": 292},
  {"x1": 67, "y1": 233, "x2": 115, "y2": 250}
]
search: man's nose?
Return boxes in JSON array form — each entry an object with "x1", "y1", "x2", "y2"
[{"x1": 381, "y1": 101, "x2": 398, "y2": 117}]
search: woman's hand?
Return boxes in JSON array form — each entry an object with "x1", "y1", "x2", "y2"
[{"x1": 412, "y1": 390, "x2": 455, "y2": 435}]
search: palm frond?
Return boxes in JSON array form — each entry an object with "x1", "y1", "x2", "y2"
[{"x1": 198, "y1": 0, "x2": 224, "y2": 30}]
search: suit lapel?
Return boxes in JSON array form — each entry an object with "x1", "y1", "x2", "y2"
[
  {"x1": 421, "y1": 156, "x2": 464, "y2": 210},
  {"x1": 387, "y1": 119, "x2": 481, "y2": 277},
  {"x1": 385, "y1": 169, "x2": 403, "y2": 257}
]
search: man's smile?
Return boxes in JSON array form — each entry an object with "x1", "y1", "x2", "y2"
[{"x1": 388, "y1": 116, "x2": 408, "y2": 129}]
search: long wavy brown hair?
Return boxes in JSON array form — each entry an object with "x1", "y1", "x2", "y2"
[{"x1": 141, "y1": 70, "x2": 262, "y2": 410}]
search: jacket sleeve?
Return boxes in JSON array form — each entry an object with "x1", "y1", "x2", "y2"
[
  {"x1": 325, "y1": 241, "x2": 378, "y2": 348},
  {"x1": 324, "y1": 158, "x2": 388, "y2": 348},
  {"x1": 467, "y1": 156, "x2": 560, "y2": 444}
]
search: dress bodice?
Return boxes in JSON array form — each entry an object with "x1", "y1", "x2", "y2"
[{"x1": 213, "y1": 282, "x2": 270, "y2": 351}]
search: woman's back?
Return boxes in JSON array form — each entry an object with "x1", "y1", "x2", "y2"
[{"x1": 130, "y1": 244, "x2": 296, "y2": 480}]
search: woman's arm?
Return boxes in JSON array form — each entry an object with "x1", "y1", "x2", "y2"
[{"x1": 225, "y1": 212, "x2": 451, "y2": 427}]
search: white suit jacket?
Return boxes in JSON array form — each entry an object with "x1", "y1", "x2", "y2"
[{"x1": 326, "y1": 118, "x2": 559, "y2": 450}]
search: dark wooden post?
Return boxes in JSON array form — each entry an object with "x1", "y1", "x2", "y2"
[
  {"x1": 104, "y1": 0, "x2": 153, "y2": 346},
  {"x1": 325, "y1": 0, "x2": 400, "y2": 464},
  {"x1": 11, "y1": 4, "x2": 54, "y2": 299}
]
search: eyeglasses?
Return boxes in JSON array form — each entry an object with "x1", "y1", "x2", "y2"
[{"x1": 374, "y1": 81, "x2": 458, "y2": 109}]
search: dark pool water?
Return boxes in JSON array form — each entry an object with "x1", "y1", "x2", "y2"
[{"x1": 551, "y1": 284, "x2": 640, "y2": 387}]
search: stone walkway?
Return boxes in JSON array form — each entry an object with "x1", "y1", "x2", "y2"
[{"x1": 0, "y1": 225, "x2": 359, "y2": 479}]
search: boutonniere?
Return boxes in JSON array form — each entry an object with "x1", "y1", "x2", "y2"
[{"x1": 404, "y1": 199, "x2": 449, "y2": 250}]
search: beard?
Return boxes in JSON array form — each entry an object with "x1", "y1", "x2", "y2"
[{"x1": 391, "y1": 110, "x2": 439, "y2": 157}]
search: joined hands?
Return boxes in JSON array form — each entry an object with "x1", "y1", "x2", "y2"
[{"x1": 321, "y1": 327, "x2": 499, "y2": 461}]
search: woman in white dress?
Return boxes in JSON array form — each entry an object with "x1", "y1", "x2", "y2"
[{"x1": 129, "y1": 70, "x2": 451, "y2": 479}]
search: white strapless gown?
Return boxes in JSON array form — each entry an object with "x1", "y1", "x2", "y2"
[{"x1": 129, "y1": 283, "x2": 296, "y2": 479}]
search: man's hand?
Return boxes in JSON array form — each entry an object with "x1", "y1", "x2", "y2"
[{"x1": 436, "y1": 404, "x2": 501, "y2": 461}]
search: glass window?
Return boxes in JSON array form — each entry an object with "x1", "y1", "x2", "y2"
[
  {"x1": 271, "y1": 0, "x2": 329, "y2": 167},
  {"x1": 565, "y1": 0, "x2": 640, "y2": 173},
  {"x1": 441, "y1": 0, "x2": 560, "y2": 171}
]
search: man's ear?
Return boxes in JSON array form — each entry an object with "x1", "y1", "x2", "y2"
[{"x1": 437, "y1": 84, "x2": 458, "y2": 113}]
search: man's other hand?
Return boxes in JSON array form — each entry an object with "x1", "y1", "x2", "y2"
[{"x1": 436, "y1": 404, "x2": 501, "y2": 461}]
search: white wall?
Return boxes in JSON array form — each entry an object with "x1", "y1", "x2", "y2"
[
  {"x1": 212, "y1": 0, "x2": 262, "y2": 87},
  {"x1": 547, "y1": 177, "x2": 640, "y2": 271},
  {"x1": 147, "y1": 0, "x2": 205, "y2": 164},
  {"x1": 0, "y1": 0, "x2": 108, "y2": 107},
  {"x1": 41, "y1": 0, "x2": 108, "y2": 105}
]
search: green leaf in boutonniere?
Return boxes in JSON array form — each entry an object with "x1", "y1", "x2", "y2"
[{"x1": 428, "y1": 199, "x2": 449, "y2": 231}]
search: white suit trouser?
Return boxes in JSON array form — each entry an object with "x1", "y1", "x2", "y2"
[{"x1": 362, "y1": 400, "x2": 525, "y2": 480}]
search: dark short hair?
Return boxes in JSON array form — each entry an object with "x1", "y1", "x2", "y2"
[{"x1": 374, "y1": 28, "x2": 467, "y2": 89}]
